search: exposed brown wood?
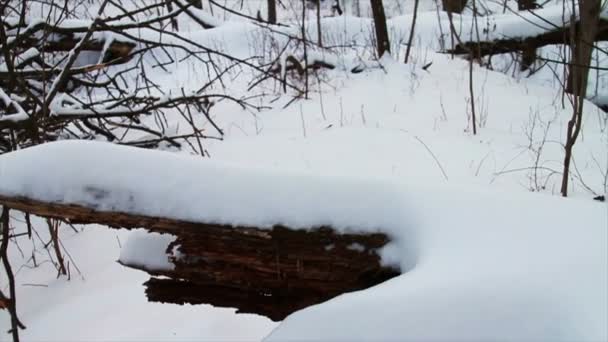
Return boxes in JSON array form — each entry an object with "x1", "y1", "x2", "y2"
[
  {"x1": 517, "y1": 0, "x2": 537, "y2": 10},
  {"x1": 44, "y1": 37, "x2": 135, "y2": 61},
  {"x1": 442, "y1": 0, "x2": 468, "y2": 14},
  {"x1": 520, "y1": 43, "x2": 537, "y2": 71},
  {"x1": 0, "y1": 193, "x2": 400, "y2": 321},
  {"x1": 517, "y1": 0, "x2": 538, "y2": 70}
]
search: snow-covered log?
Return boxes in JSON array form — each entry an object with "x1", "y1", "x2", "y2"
[
  {"x1": 4, "y1": 20, "x2": 136, "y2": 62},
  {"x1": 0, "y1": 192, "x2": 398, "y2": 321},
  {"x1": 42, "y1": 36, "x2": 135, "y2": 61},
  {"x1": 449, "y1": 18, "x2": 608, "y2": 58},
  {"x1": 0, "y1": 141, "x2": 402, "y2": 321}
]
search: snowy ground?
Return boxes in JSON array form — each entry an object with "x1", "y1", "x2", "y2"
[{"x1": 1, "y1": 0, "x2": 607, "y2": 341}]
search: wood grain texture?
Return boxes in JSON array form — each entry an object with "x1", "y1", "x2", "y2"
[{"x1": 0, "y1": 194, "x2": 400, "y2": 320}]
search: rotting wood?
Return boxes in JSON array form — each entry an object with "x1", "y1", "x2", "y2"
[{"x1": 0, "y1": 194, "x2": 400, "y2": 320}]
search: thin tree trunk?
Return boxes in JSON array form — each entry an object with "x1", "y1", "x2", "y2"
[
  {"x1": 268, "y1": 0, "x2": 277, "y2": 24},
  {"x1": 561, "y1": 0, "x2": 601, "y2": 196},
  {"x1": 469, "y1": 50, "x2": 477, "y2": 135},
  {"x1": 520, "y1": 43, "x2": 536, "y2": 71},
  {"x1": 165, "y1": 1, "x2": 179, "y2": 31},
  {"x1": 518, "y1": 0, "x2": 537, "y2": 70},
  {"x1": 332, "y1": 0, "x2": 344, "y2": 15},
  {"x1": 1, "y1": 207, "x2": 25, "y2": 342},
  {"x1": 302, "y1": 0, "x2": 309, "y2": 98},
  {"x1": 370, "y1": 0, "x2": 390, "y2": 57},
  {"x1": 404, "y1": 0, "x2": 420, "y2": 63},
  {"x1": 47, "y1": 218, "x2": 67, "y2": 276},
  {"x1": 317, "y1": 0, "x2": 323, "y2": 46},
  {"x1": 566, "y1": 1, "x2": 600, "y2": 94}
]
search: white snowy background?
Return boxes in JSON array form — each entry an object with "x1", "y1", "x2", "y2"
[{"x1": 0, "y1": 0, "x2": 607, "y2": 340}]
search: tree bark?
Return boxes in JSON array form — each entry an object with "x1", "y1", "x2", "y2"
[
  {"x1": 442, "y1": 0, "x2": 467, "y2": 14},
  {"x1": 404, "y1": 0, "x2": 420, "y2": 63},
  {"x1": 520, "y1": 43, "x2": 536, "y2": 71},
  {"x1": 517, "y1": 0, "x2": 537, "y2": 70},
  {"x1": 0, "y1": 194, "x2": 400, "y2": 321},
  {"x1": 561, "y1": 0, "x2": 601, "y2": 197},
  {"x1": 1, "y1": 208, "x2": 25, "y2": 342},
  {"x1": 518, "y1": 0, "x2": 537, "y2": 10},
  {"x1": 370, "y1": 0, "x2": 390, "y2": 57},
  {"x1": 448, "y1": 19, "x2": 608, "y2": 58},
  {"x1": 317, "y1": 0, "x2": 323, "y2": 47},
  {"x1": 189, "y1": 0, "x2": 203, "y2": 9},
  {"x1": 566, "y1": 1, "x2": 601, "y2": 94},
  {"x1": 268, "y1": 0, "x2": 277, "y2": 24}
]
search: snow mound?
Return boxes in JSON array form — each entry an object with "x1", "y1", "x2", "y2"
[
  {"x1": 267, "y1": 186, "x2": 608, "y2": 341},
  {"x1": 0, "y1": 140, "x2": 414, "y2": 267},
  {"x1": 1, "y1": 141, "x2": 605, "y2": 341}
]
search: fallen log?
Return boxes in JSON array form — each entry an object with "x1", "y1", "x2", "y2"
[
  {"x1": 0, "y1": 193, "x2": 400, "y2": 321},
  {"x1": 44, "y1": 37, "x2": 136, "y2": 61},
  {"x1": 10, "y1": 35, "x2": 136, "y2": 62},
  {"x1": 6, "y1": 20, "x2": 136, "y2": 62},
  {"x1": 448, "y1": 19, "x2": 608, "y2": 57}
]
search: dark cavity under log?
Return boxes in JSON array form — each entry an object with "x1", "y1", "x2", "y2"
[{"x1": 0, "y1": 194, "x2": 401, "y2": 321}]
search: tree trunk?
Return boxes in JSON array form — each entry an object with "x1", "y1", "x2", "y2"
[
  {"x1": 332, "y1": 0, "x2": 344, "y2": 15},
  {"x1": 404, "y1": 0, "x2": 420, "y2": 63},
  {"x1": 189, "y1": 0, "x2": 203, "y2": 9},
  {"x1": 317, "y1": 0, "x2": 323, "y2": 46},
  {"x1": 370, "y1": 0, "x2": 390, "y2": 57},
  {"x1": 518, "y1": 0, "x2": 537, "y2": 70},
  {"x1": 165, "y1": 1, "x2": 179, "y2": 31},
  {"x1": 566, "y1": 1, "x2": 600, "y2": 94},
  {"x1": 561, "y1": 0, "x2": 601, "y2": 197},
  {"x1": 517, "y1": 0, "x2": 536, "y2": 10},
  {"x1": 441, "y1": 0, "x2": 467, "y2": 13},
  {"x1": 301, "y1": 0, "x2": 309, "y2": 97},
  {"x1": 520, "y1": 43, "x2": 536, "y2": 71},
  {"x1": 268, "y1": 0, "x2": 277, "y2": 24},
  {"x1": 1, "y1": 207, "x2": 26, "y2": 341}
]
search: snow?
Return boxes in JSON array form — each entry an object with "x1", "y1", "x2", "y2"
[
  {"x1": 0, "y1": 140, "x2": 408, "y2": 241},
  {"x1": 185, "y1": 6, "x2": 224, "y2": 28},
  {"x1": 118, "y1": 230, "x2": 176, "y2": 271},
  {"x1": 1, "y1": 139, "x2": 606, "y2": 341},
  {"x1": 267, "y1": 186, "x2": 608, "y2": 341},
  {"x1": 1, "y1": 223, "x2": 276, "y2": 341},
  {"x1": 0, "y1": 88, "x2": 28, "y2": 122},
  {"x1": 1, "y1": 0, "x2": 607, "y2": 341}
]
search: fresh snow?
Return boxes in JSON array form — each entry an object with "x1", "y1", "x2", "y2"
[
  {"x1": 1, "y1": 138, "x2": 606, "y2": 341},
  {"x1": 0, "y1": 140, "x2": 408, "y2": 239},
  {"x1": 267, "y1": 186, "x2": 608, "y2": 341},
  {"x1": 118, "y1": 230, "x2": 176, "y2": 271},
  {"x1": 1, "y1": 0, "x2": 607, "y2": 341}
]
